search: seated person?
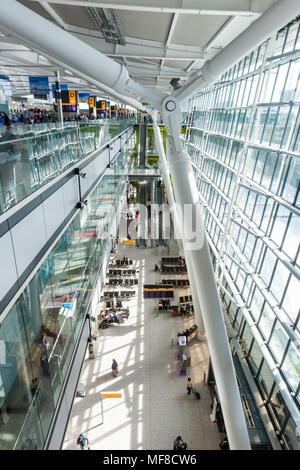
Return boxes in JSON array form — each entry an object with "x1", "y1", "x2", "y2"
[{"x1": 111, "y1": 312, "x2": 120, "y2": 324}]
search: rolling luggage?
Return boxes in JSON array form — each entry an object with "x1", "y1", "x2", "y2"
[{"x1": 192, "y1": 388, "x2": 201, "y2": 399}]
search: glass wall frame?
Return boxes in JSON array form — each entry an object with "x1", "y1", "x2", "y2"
[{"x1": 184, "y1": 17, "x2": 300, "y2": 449}]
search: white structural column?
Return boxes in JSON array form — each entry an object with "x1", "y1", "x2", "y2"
[{"x1": 151, "y1": 113, "x2": 205, "y2": 336}]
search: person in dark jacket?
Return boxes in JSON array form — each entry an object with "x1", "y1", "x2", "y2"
[
  {"x1": 173, "y1": 436, "x2": 187, "y2": 450},
  {"x1": 112, "y1": 359, "x2": 119, "y2": 377}
]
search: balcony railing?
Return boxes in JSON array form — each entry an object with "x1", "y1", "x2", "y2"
[{"x1": 0, "y1": 118, "x2": 136, "y2": 216}]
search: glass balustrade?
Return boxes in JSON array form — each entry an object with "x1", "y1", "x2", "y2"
[{"x1": 0, "y1": 118, "x2": 136, "y2": 215}]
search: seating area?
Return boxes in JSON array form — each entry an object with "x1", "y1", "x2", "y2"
[
  {"x1": 161, "y1": 256, "x2": 185, "y2": 265},
  {"x1": 179, "y1": 295, "x2": 193, "y2": 303},
  {"x1": 161, "y1": 279, "x2": 190, "y2": 287},
  {"x1": 102, "y1": 290, "x2": 135, "y2": 299},
  {"x1": 109, "y1": 258, "x2": 133, "y2": 266},
  {"x1": 108, "y1": 269, "x2": 137, "y2": 276},
  {"x1": 108, "y1": 278, "x2": 138, "y2": 286},
  {"x1": 161, "y1": 265, "x2": 187, "y2": 273}
]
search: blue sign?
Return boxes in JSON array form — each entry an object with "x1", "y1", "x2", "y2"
[
  {"x1": 52, "y1": 83, "x2": 68, "y2": 91},
  {"x1": 29, "y1": 76, "x2": 49, "y2": 97}
]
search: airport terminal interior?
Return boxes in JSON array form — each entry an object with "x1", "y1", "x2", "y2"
[{"x1": 0, "y1": 0, "x2": 299, "y2": 451}]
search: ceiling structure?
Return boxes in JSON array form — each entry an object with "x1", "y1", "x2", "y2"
[{"x1": 0, "y1": 0, "x2": 279, "y2": 101}]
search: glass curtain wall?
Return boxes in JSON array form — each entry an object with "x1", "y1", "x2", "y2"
[
  {"x1": 0, "y1": 141, "x2": 132, "y2": 450},
  {"x1": 184, "y1": 18, "x2": 300, "y2": 449}
]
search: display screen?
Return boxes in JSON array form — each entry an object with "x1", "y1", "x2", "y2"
[{"x1": 143, "y1": 284, "x2": 174, "y2": 298}]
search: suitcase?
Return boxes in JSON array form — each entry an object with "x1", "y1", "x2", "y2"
[{"x1": 192, "y1": 388, "x2": 201, "y2": 399}]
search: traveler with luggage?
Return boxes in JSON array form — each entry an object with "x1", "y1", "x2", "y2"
[
  {"x1": 77, "y1": 433, "x2": 89, "y2": 450},
  {"x1": 191, "y1": 386, "x2": 201, "y2": 400},
  {"x1": 112, "y1": 358, "x2": 119, "y2": 377},
  {"x1": 186, "y1": 377, "x2": 193, "y2": 395}
]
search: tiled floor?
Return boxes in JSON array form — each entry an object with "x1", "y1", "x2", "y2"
[{"x1": 63, "y1": 242, "x2": 221, "y2": 450}]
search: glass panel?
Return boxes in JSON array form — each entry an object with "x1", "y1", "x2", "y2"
[
  {"x1": 0, "y1": 303, "x2": 43, "y2": 449},
  {"x1": 283, "y1": 416, "x2": 300, "y2": 450},
  {"x1": 281, "y1": 342, "x2": 300, "y2": 392}
]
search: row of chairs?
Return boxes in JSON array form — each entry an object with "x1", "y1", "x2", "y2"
[
  {"x1": 180, "y1": 295, "x2": 193, "y2": 303},
  {"x1": 161, "y1": 279, "x2": 190, "y2": 287},
  {"x1": 102, "y1": 291, "x2": 135, "y2": 299},
  {"x1": 161, "y1": 257, "x2": 185, "y2": 265},
  {"x1": 106, "y1": 300, "x2": 123, "y2": 308},
  {"x1": 161, "y1": 266, "x2": 187, "y2": 273},
  {"x1": 158, "y1": 304, "x2": 178, "y2": 311},
  {"x1": 109, "y1": 269, "x2": 136, "y2": 276},
  {"x1": 108, "y1": 278, "x2": 138, "y2": 286}
]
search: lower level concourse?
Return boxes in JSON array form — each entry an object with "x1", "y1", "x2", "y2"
[{"x1": 62, "y1": 241, "x2": 222, "y2": 451}]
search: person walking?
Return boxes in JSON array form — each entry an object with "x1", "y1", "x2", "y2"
[
  {"x1": 112, "y1": 358, "x2": 119, "y2": 377},
  {"x1": 186, "y1": 377, "x2": 193, "y2": 395},
  {"x1": 77, "y1": 433, "x2": 89, "y2": 450}
]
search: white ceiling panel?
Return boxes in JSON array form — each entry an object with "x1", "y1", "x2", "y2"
[
  {"x1": 163, "y1": 60, "x2": 194, "y2": 70},
  {"x1": 117, "y1": 10, "x2": 173, "y2": 43},
  {"x1": 52, "y1": 4, "x2": 99, "y2": 29},
  {"x1": 17, "y1": 0, "x2": 54, "y2": 21},
  {"x1": 172, "y1": 14, "x2": 230, "y2": 47}
]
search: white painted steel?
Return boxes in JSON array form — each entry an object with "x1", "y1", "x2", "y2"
[{"x1": 152, "y1": 113, "x2": 205, "y2": 335}]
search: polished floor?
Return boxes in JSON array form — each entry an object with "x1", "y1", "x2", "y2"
[{"x1": 63, "y1": 241, "x2": 222, "y2": 450}]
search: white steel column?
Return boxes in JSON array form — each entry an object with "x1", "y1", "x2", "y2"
[{"x1": 152, "y1": 113, "x2": 205, "y2": 335}]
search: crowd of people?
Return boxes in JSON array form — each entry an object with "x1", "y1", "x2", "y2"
[
  {"x1": 0, "y1": 110, "x2": 58, "y2": 125},
  {"x1": 0, "y1": 110, "x2": 136, "y2": 128}
]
